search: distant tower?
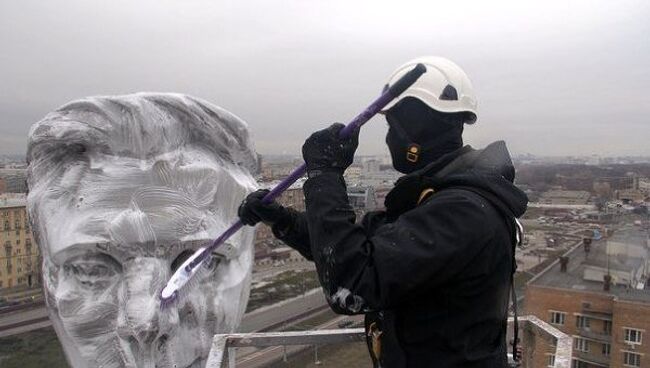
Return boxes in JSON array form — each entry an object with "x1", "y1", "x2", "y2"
[
  {"x1": 256, "y1": 154, "x2": 263, "y2": 175},
  {"x1": 362, "y1": 159, "x2": 380, "y2": 174}
]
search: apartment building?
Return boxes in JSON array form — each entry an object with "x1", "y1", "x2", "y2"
[
  {"x1": 0, "y1": 169, "x2": 27, "y2": 194},
  {"x1": 526, "y1": 227, "x2": 650, "y2": 368},
  {"x1": 540, "y1": 190, "x2": 592, "y2": 206},
  {"x1": 0, "y1": 194, "x2": 40, "y2": 293}
]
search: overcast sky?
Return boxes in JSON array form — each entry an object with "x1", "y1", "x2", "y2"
[{"x1": 1, "y1": 0, "x2": 649, "y2": 157}]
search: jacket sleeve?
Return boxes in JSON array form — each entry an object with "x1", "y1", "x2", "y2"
[
  {"x1": 271, "y1": 208, "x2": 314, "y2": 261},
  {"x1": 303, "y1": 172, "x2": 496, "y2": 314}
]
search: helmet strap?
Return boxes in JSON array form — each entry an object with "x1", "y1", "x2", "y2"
[{"x1": 406, "y1": 143, "x2": 421, "y2": 163}]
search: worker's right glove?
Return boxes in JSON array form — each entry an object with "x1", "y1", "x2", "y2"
[
  {"x1": 238, "y1": 189, "x2": 291, "y2": 226},
  {"x1": 302, "y1": 123, "x2": 359, "y2": 177}
]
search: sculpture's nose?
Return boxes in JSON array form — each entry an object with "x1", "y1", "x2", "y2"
[{"x1": 117, "y1": 258, "x2": 177, "y2": 348}]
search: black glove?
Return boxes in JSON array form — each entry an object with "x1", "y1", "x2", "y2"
[
  {"x1": 238, "y1": 189, "x2": 291, "y2": 226},
  {"x1": 302, "y1": 123, "x2": 359, "y2": 176}
]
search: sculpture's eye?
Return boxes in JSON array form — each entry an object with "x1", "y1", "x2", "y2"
[
  {"x1": 204, "y1": 252, "x2": 224, "y2": 272},
  {"x1": 171, "y1": 249, "x2": 224, "y2": 272},
  {"x1": 63, "y1": 254, "x2": 122, "y2": 288},
  {"x1": 70, "y1": 143, "x2": 86, "y2": 155},
  {"x1": 171, "y1": 250, "x2": 194, "y2": 272}
]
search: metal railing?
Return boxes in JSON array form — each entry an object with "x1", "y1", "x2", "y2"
[
  {"x1": 207, "y1": 328, "x2": 365, "y2": 368},
  {"x1": 206, "y1": 315, "x2": 572, "y2": 368},
  {"x1": 515, "y1": 315, "x2": 573, "y2": 368}
]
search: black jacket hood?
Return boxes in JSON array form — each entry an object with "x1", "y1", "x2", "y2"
[{"x1": 385, "y1": 141, "x2": 528, "y2": 218}]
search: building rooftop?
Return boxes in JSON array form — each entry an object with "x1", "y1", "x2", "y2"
[
  {"x1": 0, "y1": 193, "x2": 26, "y2": 208},
  {"x1": 608, "y1": 227, "x2": 648, "y2": 245},
  {"x1": 530, "y1": 227, "x2": 650, "y2": 303},
  {"x1": 541, "y1": 190, "x2": 591, "y2": 200}
]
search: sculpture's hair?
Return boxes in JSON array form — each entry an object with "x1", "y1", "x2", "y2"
[
  {"x1": 27, "y1": 93, "x2": 259, "y2": 181},
  {"x1": 26, "y1": 93, "x2": 259, "y2": 259}
]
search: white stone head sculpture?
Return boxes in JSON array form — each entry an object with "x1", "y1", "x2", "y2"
[{"x1": 26, "y1": 93, "x2": 258, "y2": 368}]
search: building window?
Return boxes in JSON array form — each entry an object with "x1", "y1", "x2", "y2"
[
  {"x1": 604, "y1": 320, "x2": 612, "y2": 335},
  {"x1": 572, "y1": 359, "x2": 589, "y2": 368},
  {"x1": 602, "y1": 343, "x2": 610, "y2": 357},
  {"x1": 5, "y1": 243, "x2": 12, "y2": 273},
  {"x1": 551, "y1": 311, "x2": 566, "y2": 325},
  {"x1": 624, "y1": 328, "x2": 643, "y2": 344},
  {"x1": 623, "y1": 351, "x2": 641, "y2": 367},
  {"x1": 576, "y1": 315, "x2": 590, "y2": 330},
  {"x1": 547, "y1": 354, "x2": 555, "y2": 367},
  {"x1": 574, "y1": 337, "x2": 590, "y2": 352},
  {"x1": 3, "y1": 221, "x2": 9, "y2": 231}
]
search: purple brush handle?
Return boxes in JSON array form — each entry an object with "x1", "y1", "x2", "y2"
[
  {"x1": 261, "y1": 63, "x2": 427, "y2": 204},
  {"x1": 187, "y1": 63, "x2": 426, "y2": 271}
]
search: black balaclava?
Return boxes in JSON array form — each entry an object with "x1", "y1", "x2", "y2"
[{"x1": 385, "y1": 97, "x2": 465, "y2": 174}]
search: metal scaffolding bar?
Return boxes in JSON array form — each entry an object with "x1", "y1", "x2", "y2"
[{"x1": 206, "y1": 316, "x2": 572, "y2": 368}]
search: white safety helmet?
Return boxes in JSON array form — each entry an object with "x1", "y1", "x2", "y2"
[{"x1": 381, "y1": 56, "x2": 478, "y2": 124}]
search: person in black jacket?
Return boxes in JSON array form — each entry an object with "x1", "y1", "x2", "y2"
[{"x1": 238, "y1": 57, "x2": 528, "y2": 367}]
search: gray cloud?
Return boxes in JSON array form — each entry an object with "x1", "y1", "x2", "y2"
[{"x1": 1, "y1": 0, "x2": 649, "y2": 156}]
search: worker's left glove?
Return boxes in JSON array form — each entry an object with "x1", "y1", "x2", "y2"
[
  {"x1": 238, "y1": 189, "x2": 291, "y2": 226},
  {"x1": 302, "y1": 123, "x2": 359, "y2": 176}
]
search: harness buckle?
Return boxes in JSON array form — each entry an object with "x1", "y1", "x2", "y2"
[{"x1": 368, "y1": 321, "x2": 383, "y2": 361}]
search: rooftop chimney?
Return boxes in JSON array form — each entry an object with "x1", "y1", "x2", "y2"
[
  {"x1": 559, "y1": 256, "x2": 569, "y2": 272},
  {"x1": 583, "y1": 238, "x2": 592, "y2": 254},
  {"x1": 604, "y1": 274, "x2": 612, "y2": 292}
]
